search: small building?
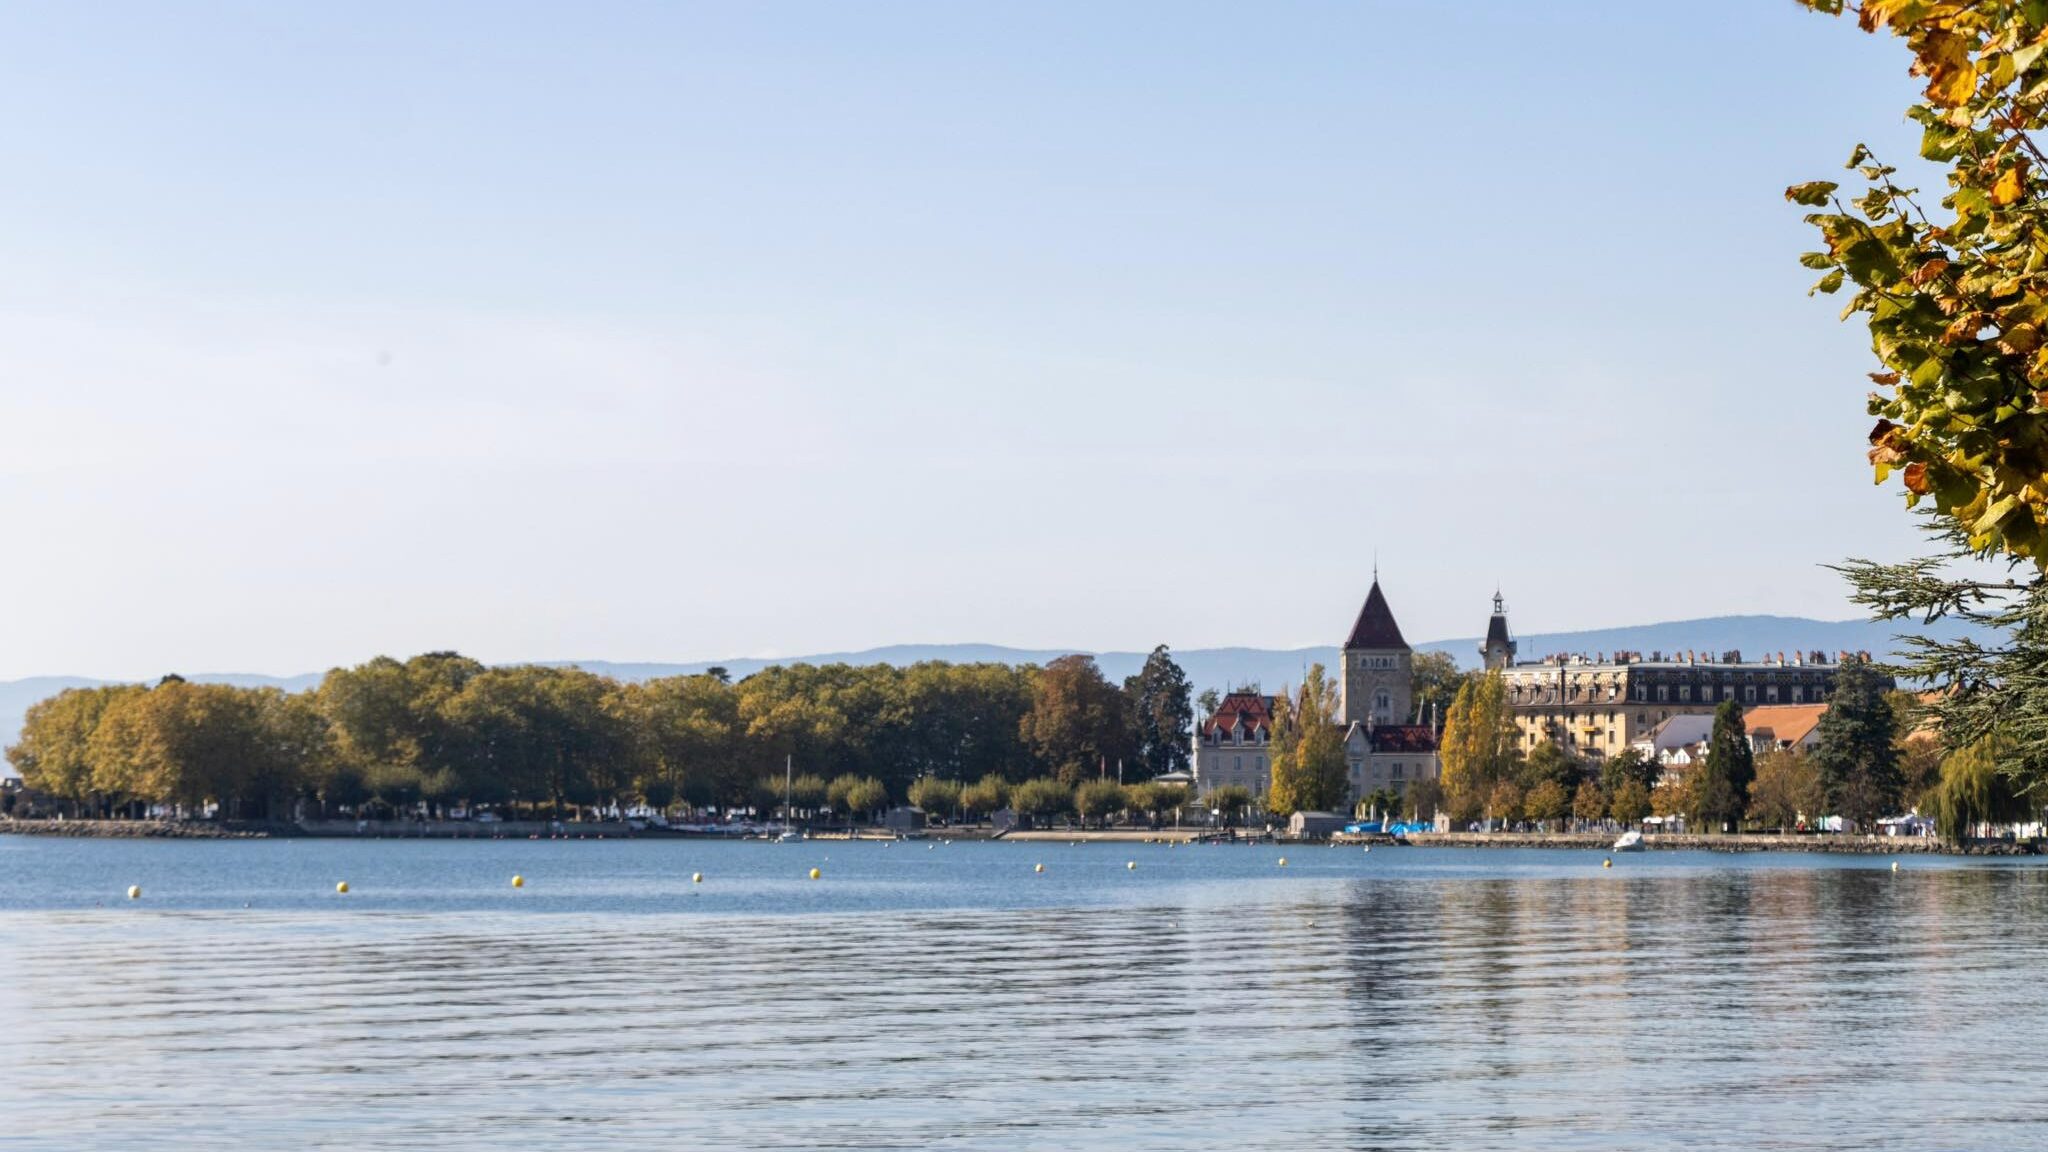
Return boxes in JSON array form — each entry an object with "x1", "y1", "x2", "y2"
[
  {"x1": 991, "y1": 807, "x2": 1022, "y2": 833},
  {"x1": 1287, "y1": 810, "x2": 1348, "y2": 839},
  {"x1": 881, "y1": 806, "x2": 927, "y2": 834},
  {"x1": 1632, "y1": 714, "x2": 1717, "y2": 765},
  {"x1": 1742, "y1": 703, "x2": 1828, "y2": 755}
]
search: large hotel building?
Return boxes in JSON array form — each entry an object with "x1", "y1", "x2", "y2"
[{"x1": 1480, "y1": 594, "x2": 1875, "y2": 760}]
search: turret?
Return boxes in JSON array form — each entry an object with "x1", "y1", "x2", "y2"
[{"x1": 1481, "y1": 590, "x2": 1516, "y2": 671}]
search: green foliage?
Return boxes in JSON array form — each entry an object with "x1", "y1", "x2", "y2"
[
  {"x1": 1928, "y1": 735, "x2": 2036, "y2": 840},
  {"x1": 1206, "y1": 784, "x2": 1253, "y2": 824},
  {"x1": 790, "y1": 773, "x2": 829, "y2": 810},
  {"x1": 1123, "y1": 646, "x2": 1193, "y2": 779},
  {"x1": 1691, "y1": 699, "x2": 1755, "y2": 830},
  {"x1": 1517, "y1": 740, "x2": 1580, "y2": 793},
  {"x1": 825, "y1": 773, "x2": 888, "y2": 819},
  {"x1": 960, "y1": 773, "x2": 1009, "y2": 817},
  {"x1": 1812, "y1": 657, "x2": 1905, "y2": 829},
  {"x1": 1747, "y1": 749, "x2": 1825, "y2": 832},
  {"x1": 1525, "y1": 778, "x2": 1571, "y2": 827},
  {"x1": 1074, "y1": 779, "x2": 1128, "y2": 826},
  {"x1": 1409, "y1": 652, "x2": 1467, "y2": 727},
  {"x1": 1599, "y1": 747, "x2": 1658, "y2": 796},
  {"x1": 1355, "y1": 787, "x2": 1400, "y2": 821},
  {"x1": 1795, "y1": 1, "x2": 2048, "y2": 562},
  {"x1": 1010, "y1": 777, "x2": 1073, "y2": 821},
  {"x1": 907, "y1": 775, "x2": 961, "y2": 817},
  {"x1": 1265, "y1": 665, "x2": 1348, "y2": 818},
  {"x1": 1401, "y1": 776, "x2": 1444, "y2": 822},
  {"x1": 1145, "y1": 782, "x2": 1190, "y2": 817},
  {"x1": 1609, "y1": 778, "x2": 1651, "y2": 825}
]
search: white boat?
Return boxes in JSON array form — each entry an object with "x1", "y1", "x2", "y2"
[
  {"x1": 1612, "y1": 829, "x2": 1645, "y2": 853},
  {"x1": 775, "y1": 755, "x2": 805, "y2": 842}
]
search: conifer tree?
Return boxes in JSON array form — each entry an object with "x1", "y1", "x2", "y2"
[{"x1": 1812, "y1": 658, "x2": 1903, "y2": 831}]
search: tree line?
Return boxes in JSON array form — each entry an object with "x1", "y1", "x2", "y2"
[{"x1": 5, "y1": 646, "x2": 1198, "y2": 823}]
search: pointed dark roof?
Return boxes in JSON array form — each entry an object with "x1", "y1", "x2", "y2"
[
  {"x1": 1343, "y1": 580, "x2": 1409, "y2": 651},
  {"x1": 1485, "y1": 613, "x2": 1513, "y2": 649}
]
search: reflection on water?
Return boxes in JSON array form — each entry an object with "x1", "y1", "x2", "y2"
[{"x1": 1, "y1": 843, "x2": 2044, "y2": 1150}]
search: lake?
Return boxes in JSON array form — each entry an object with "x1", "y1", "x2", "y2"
[{"x1": 2, "y1": 836, "x2": 2043, "y2": 1150}]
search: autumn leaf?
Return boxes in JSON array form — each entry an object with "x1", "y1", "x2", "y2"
[
  {"x1": 1903, "y1": 461, "x2": 1930, "y2": 494},
  {"x1": 1910, "y1": 258, "x2": 1950, "y2": 286},
  {"x1": 1994, "y1": 163, "x2": 2027, "y2": 207},
  {"x1": 1915, "y1": 31, "x2": 1979, "y2": 108},
  {"x1": 1785, "y1": 181, "x2": 1839, "y2": 206}
]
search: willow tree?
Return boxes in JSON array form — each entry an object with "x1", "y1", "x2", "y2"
[{"x1": 1794, "y1": 1, "x2": 2048, "y2": 802}]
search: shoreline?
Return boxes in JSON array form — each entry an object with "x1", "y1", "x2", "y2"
[{"x1": 2, "y1": 818, "x2": 2037, "y2": 854}]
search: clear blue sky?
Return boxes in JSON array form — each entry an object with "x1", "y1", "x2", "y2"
[{"x1": 0, "y1": 2, "x2": 1939, "y2": 680}]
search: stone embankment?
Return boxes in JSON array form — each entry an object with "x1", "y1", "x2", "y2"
[
  {"x1": 1403, "y1": 831, "x2": 2036, "y2": 855},
  {"x1": 0, "y1": 817, "x2": 635, "y2": 839},
  {"x1": 0, "y1": 818, "x2": 277, "y2": 839}
]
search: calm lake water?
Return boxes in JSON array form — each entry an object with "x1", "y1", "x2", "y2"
[{"x1": 2, "y1": 836, "x2": 2045, "y2": 1150}]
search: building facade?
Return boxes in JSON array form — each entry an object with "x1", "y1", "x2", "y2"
[
  {"x1": 1191, "y1": 690, "x2": 1275, "y2": 799},
  {"x1": 1483, "y1": 594, "x2": 1882, "y2": 760}
]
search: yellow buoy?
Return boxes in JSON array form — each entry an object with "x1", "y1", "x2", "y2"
[
  {"x1": 692, "y1": 872, "x2": 703, "y2": 883},
  {"x1": 127, "y1": 885, "x2": 141, "y2": 900},
  {"x1": 1127, "y1": 861, "x2": 1136, "y2": 870},
  {"x1": 1034, "y1": 863, "x2": 1045, "y2": 873},
  {"x1": 336, "y1": 881, "x2": 350, "y2": 894},
  {"x1": 1602, "y1": 858, "x2": 1612, "y2": 868},
  {"x1": 1278, "y1": 857, "x2": 1287, "y2": 867},
  {"x1": 809, "y1": 867, "x2": 821, "y2": 880},
  {"x1": 511, "y1": 875, "x2": 524, "y2": 888}
]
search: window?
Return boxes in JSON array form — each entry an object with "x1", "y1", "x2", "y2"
[
  {"x1": 1766, "y1": 686, "x2": 1779, "y2": 703},
  {"x1": 1744, "y1": 686, "x2": 1757, "y2": 703},
  {"x1": 1791, "y1": 686, "x2": 1805, "y2": 703},
  {"x1": 1392, "y1": 763, "x2": 1405, "y2": 779},
  {"x1": 1234, "y1": 756, "x2": 1242, "y2": 772},
  {"x1": 1657, "y1": 686, "x2": 1669, "y2": 702},
  {"x1": 1679, "y1": 686, "x2": 1692, "y2": 702}
]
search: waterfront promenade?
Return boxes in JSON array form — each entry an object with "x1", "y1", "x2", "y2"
[{"x1": 4, "y1": 817, "x2": 2032, "y2": 853}]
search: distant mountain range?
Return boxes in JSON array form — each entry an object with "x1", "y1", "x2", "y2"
[{"x1": 0, "y1": 614, "x2": 1990, "y2": 777}]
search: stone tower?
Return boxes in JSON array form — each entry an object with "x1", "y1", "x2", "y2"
[
  {"x1": 1340, "y1": 578, "x2": 1413, "y2": 727},
  {"x1": 1481, "y1": 590, "x2": 1517, "y2": 671}
]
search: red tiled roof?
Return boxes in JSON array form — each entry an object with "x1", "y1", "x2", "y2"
[
  {"x1": 1201, "y1": 691, "x2": 1274, "y2": 737},
  {"x1": 1369, "y1": 725, "x2": 1437, "y2": 753},
  {"x1": 1343, "y1": 580, "x2": 1409, "y2": 650}
]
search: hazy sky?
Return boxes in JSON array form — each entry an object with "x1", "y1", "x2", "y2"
[{"x1": 0, "y1": 2, "x2": 1941, "y2": 680}]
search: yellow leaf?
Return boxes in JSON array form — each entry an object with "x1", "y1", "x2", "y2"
[
  {"x1": 1916, "y1": 31, "x2": 1980, "y2": 107},
  {"x1": 1994, "y1": 164, "x2": 2026, "y2": 206}
]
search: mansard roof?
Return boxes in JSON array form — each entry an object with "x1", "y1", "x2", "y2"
[{"x1": 1343, "y1": 579, "x2": 1409, "y2": 651}]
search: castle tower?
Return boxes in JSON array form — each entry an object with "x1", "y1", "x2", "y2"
[
  {"x1": 1341, "y1": 577, "x2": 1412, "y2": 727},
  {"x1": 1481, "y1": 590, "x2": 1517, "y2": 671}
]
